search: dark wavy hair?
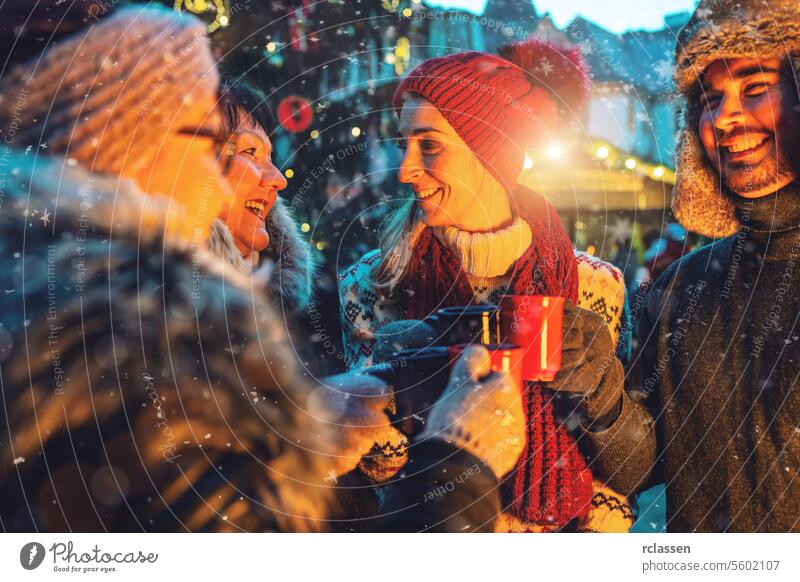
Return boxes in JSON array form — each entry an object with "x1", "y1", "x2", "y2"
[{"x1": 218, "y1": 76, "x2": 276, "y2": 135}]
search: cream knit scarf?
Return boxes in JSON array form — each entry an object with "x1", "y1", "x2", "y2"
[{"x1": 433, "y1": 216, "x2": 532, "y2": 278}]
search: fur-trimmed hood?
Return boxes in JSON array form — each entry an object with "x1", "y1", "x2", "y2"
[
  {"x1": 209, "y1": 198, "x2": 317, "y2": 315},
  {"x1": 672, "y1": 0, "x2": 800, "y2": 238},
  {"x1": 0, "y1": 151, "x2": 333, "y2": 531}
]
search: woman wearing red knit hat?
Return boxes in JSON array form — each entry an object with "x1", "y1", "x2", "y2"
[{"x1": 339, "y1": 39, "x2": 656, "y2": 532}]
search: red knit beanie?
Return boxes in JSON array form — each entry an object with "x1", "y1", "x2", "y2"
[{"x1": 393, "y1": 39, "x2": 589, "y2": 191}]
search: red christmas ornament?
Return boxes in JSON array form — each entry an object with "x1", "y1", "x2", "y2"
[{"x1": 277, "y1": 96, "x2": 313, "y2": 133}]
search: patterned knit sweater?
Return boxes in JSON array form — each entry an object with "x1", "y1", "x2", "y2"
[
  {"x1": 338, "y1": 227, "x2": 635, "y2": 532},
  {"x1": 339, "y1": 246, "x2": 630, "y2": 369}
]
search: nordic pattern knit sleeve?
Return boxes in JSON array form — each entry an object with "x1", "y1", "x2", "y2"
[
  {"x1": 338, "y1": 249, "x2": 391, "y2": 369},
  {"x1": 574, "y1": 251, "x2": 629, "y2": 350}
]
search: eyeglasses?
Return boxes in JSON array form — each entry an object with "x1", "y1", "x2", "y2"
[{"x1": 177, "y1": 127, "x2": 236, "y2": 176}]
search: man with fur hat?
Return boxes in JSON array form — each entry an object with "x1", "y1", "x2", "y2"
[{"x1": 632, "y1": 0, "x2": 800, "y2": 531}]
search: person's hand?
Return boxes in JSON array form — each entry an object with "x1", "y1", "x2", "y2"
[
  {"x1": 419, "y1": 346, "x2": 525, "y2": 478},
  {"x1": 546, "y1": 301, "x2": 624, "y2": 424},
  {"x1": 312, "y1": 369, "x2": 407, "y2": 478},
  {"x1": 372, "y1": 319, "x2": 437, "y2": 362}
]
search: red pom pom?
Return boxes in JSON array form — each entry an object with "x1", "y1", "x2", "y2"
[{"x1": 499, "y1": 38, "x2": 590, "y2": 114}]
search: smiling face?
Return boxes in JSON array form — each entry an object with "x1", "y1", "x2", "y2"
[
  {"x1": 397, "y1": 96, "x2": 512, "y2": 232},
  {"x1": 698, "y1": 57, "x2": 800, "y2": 199},
  {"x1": 220, "y1": 118, "x2": 287, "y2": 256}
]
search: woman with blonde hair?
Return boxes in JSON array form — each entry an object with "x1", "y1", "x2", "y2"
[{"x1": 339, "y1": 39, "x2": 656, "y2": 532}]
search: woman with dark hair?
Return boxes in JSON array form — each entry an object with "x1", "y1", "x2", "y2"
[
  {"x1": 208, "y1": 78, "x2": 316, "y2": 315},
  {"x1": 0, "y1": 7, "x2": 404, "y2": 532}
]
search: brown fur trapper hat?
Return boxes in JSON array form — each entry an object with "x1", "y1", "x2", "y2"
[{"x1": 672, "y1": 0, "x2": 800, "y2": 238}]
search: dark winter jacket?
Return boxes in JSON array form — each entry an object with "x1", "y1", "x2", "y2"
[
  {"x1": 633, "y1": 185, "x2": 800, "y2": 532},
  {"x1": 379, "y1": 441, "x2": 500, "y2": 532},
  {"x1": 329, "y1": 442, "x2": 502, "y2": 533},
  {"x1": 0, "y1": 151, "x2": 334, "y2": 532}
]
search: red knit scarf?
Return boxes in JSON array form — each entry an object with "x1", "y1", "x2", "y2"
[{"x1": 403, "y1": 189, "x2": 593, "y2": 527}]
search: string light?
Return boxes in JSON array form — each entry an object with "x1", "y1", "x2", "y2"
[
  {"x1": 394, "y1": 37, "x2": 411, "y2": 75},
  {"x1": 266, "y1": 42, "x2": 277, "y2": 53},
  {"x1": 589, "y1": 141, "x2": 673, "y2": 182},
  {"x1": 174, "y1": 0, "x2": 230, "y2": 33},
  {"x1": 310, "y1": 129, "x2": 320, "y2": 139},
  {"x1": 285, "y1": 168, "x2": 295, "y2": 179},
  {"x1": 301, "y1": 223, "x2": 311, "y2": 233},
  {"x1": 547, "y1": 144, "x2": 562, "y2": 159},
  {"x1": 351, "y1": 127, "x2": 361, "y2": 137}
]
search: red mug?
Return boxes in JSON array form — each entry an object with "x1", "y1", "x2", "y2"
[
  {"x1": 498, "y1": 295, "x2": 564, "y2": 382},
  {"x1": 447, "y1": 343, "x2": 523, "y2": 392}
]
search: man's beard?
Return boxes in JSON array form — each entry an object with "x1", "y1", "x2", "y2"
[{"x1": 724, "y1": 150, "x2": 796, "y2": 196}]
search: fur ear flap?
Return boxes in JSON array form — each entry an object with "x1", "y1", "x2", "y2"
[
  {"x1": 672, "y1": 118, "x2": 739, "y2": 238},
  {"x1": 499, "y1": 38, "x2": 590, "y2": 113}
]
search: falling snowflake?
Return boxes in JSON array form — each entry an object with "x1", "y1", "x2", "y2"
[
  {"x1": 577, "y1": 39, "x2": 594, "y2": 56},
  {"x1": 39, "y1": 208, "x2": 51, "y2": 226},
  {"x1": 653, "y1": 59, "x2": 672, "y2": 83},
  {"x1": 39, "y1": 142, "x2": 47, "y2": 150},
  {"x1": 324, "y1": 469, "x2": 338, "y2": 484},
  {"x1": 607, "y1": 217, "x2": 633, "y2": 244},
  {"x1": 538, "y1": 57, "x2": 554, "y2": 77},
  {"x1": 13, "y1": 456, "x2": 25, "y2": 465}
]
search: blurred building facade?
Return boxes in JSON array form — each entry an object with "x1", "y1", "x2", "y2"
[
  {"x1": 158, "y1": 0, "x2": 700, "y2": 372},
  {"x1": 164, "y1": 0, "x2": 695, "y2": 257}
]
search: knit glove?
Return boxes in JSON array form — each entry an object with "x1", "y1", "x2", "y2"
[
  {"x1": 314, "y1": 369, "x2": 407, "y2": 478},
  {"x1": 419, "y1": 345, "x2": 525, "y2": 478},
  {"x1": 545, "y1": 301, "x2": 624, "y2": 425}
]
